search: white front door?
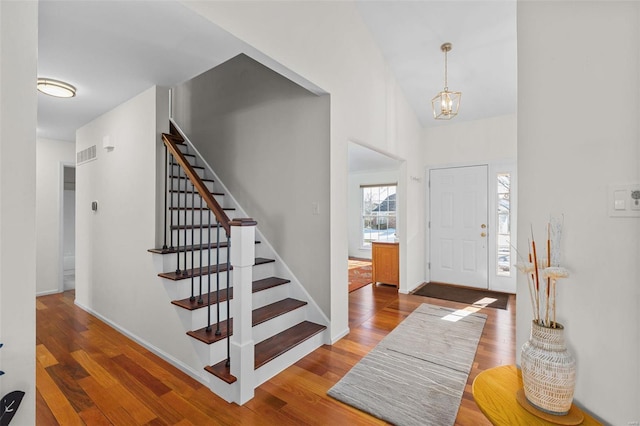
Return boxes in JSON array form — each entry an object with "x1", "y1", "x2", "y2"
[{"x1": 429, "y1": 165, "x2": 488, "y2": 289}]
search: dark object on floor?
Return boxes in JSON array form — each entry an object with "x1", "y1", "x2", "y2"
[
  {"x1": 0, "y1": 390, "x2": 25, "y2": 426},
  {"x1": 413, "y1": 282, "x2": 509, "y2": 310}
]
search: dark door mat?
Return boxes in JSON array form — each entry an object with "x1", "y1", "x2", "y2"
[{"x1": 413, "y1": 282, "x2": 509, "y2": 310}]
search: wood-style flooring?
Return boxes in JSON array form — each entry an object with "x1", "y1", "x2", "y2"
[{"x1": 36, "y1": 283, "x2": 515, "y2": 425}]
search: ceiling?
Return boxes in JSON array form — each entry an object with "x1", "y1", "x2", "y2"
[
  {"x1": 356, "y1": 0, "x2": 517, "y2": 127},
  {"x1": 37, "y1": 1, "x2": 517, "y2": 169}
]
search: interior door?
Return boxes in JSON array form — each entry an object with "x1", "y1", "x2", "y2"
[{"x1": 430, "y1": 165, "x2": 488, "y2": 289}]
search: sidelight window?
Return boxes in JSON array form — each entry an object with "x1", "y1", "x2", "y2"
[{"x1": 497, "y1": 173, "x2": 511, "y2": 276}]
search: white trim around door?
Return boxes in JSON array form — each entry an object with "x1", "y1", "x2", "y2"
[{"x1": 426, "y1": 161, "x2": 517, "y2": 294}]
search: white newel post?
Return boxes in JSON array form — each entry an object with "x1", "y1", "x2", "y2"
[{"x1": 229, "y1": 218, "x2": 256, "y2": 404}]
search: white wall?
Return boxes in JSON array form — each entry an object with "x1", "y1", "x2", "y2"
[
  {"x1": 348, "y1": 169, "x2": 400, "y2": 259},
  {"x1": 36, "y1": 138, "x2": 75, "y2": 295},
  {"x1": 183, "y1": 1, "x2": 426, "y2": 337},
  {"x1": 0, "y1": 1, "x2": 37, "y2": 423},
  {"x1": 518, "y1": 2, "x2": 639, "y2": 424},
  {"x1": 423, "y1": 114, "x2": 516, "y2": 166},
  {"x1": 173, "y1": 54, "x2": 331, "y2": 317},
  {"x1": 75, "y1": 86, "x2": 211, "y2": 379}
]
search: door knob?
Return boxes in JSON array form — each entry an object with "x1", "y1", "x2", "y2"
[
  {"x1": 481, "y1": 224, "x2": 487, "y2": 229},
  {"x1": 480, "y1": 232, "x2": 487, "y2": 237}
]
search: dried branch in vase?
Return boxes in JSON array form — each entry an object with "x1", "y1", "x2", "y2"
[{"x1": 516, "y1": 215, "x2": 570, "y2": 328}]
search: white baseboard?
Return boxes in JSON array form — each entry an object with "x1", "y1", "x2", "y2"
[
  {"x1": 36, "y1": 288, "x2": 61, "y2": 297},
  {"x1": 74, "y1": 299, "x2": 211, "y2": 389},
  {"x1": 331, "y1": 327, "x2": 350, "y2": 344}
]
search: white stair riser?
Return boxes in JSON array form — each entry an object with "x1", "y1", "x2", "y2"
[
  {"x1": 192, "y1": 338, "x2": 231, "y2": 375},
  {"x1": 170, "y1": 228, "x2": 227, "y2": 246},
  {"x1": 162, "y1": 248, "x2": 229, "y2": 271},
  {"x1": 251, "y1": 263, "x2": 276, "y2": 282},
  {"x1": 167, "y1": 271, "x2": 231, "y2": 301},
  {"x1": 170, "y1": 210, "x2": 234, "y2": 227},
  {"x1": 168, "y1": 177, "x2": 215, "y2": 193},
  {"x1": 180, "y1": 300, "x2": 230, "y2": 332},
  {"x1": 170, "y1": 193, "x2": 225, "y2": 208},
  {"x1": 170, "y1": 164, "x2": 205, "y2": 179},
  {"x1": 252, "y1": 280, "x2": 288, "y2": 309},
  {"x1": 252, "y1": 305, "x2": 306, "y2": 343},
  {"x1": 173, "y1": 305, "x2": 226, "y2": 340},
  {"x1": 178, "y1": 281, "x2": 293, "y2": 344},
  {"x1": 254, "y1": 330, "x2": 326, "y2": 387},
  {"x1": 161, "y1": 261, "x2": 276, "y2": 301},
  {"x1": 207, "y1": 377, "x2": 236, "y2": 404},
  {"x1": 168, "y1": 156, "x2": 200, "y2": 170},
  {"x1": 163, "y1": 142, "x2": 188, "y2": 154}
]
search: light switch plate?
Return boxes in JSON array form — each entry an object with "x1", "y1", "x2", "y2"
[{"x1": 608, "y1": 184, "x2": 640, "y2": 217}]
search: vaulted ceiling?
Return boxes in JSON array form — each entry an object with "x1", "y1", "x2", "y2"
[{"x1": 38, "y1": 1, "x2": 516, "y2": 148}]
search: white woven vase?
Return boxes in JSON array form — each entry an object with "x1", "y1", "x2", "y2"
[{"x1": 521, "y1": 320, "x2": 576, "y2": 415}]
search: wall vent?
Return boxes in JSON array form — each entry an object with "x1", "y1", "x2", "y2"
[{"x1": 77, "y1": 145, "x2": 97, "y2": 165}]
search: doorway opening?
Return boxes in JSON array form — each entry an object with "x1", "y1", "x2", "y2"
[
  {"x1": 347, "y1": 142, "x2": 403, "y2": 295},
  {"x1": 62, "y1": 165, "x2": 76, "y2": 291}
]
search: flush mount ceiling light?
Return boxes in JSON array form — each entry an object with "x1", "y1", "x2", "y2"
[
  {"x1": 37, "y1": 78, "x2": 76, "y2": 98},
  {"x1": 431, "y1": 43, "x2": 461, "y2": 120}
]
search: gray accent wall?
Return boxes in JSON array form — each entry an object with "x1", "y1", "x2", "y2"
[{"x1": 172, "y1": 54, "x2": 331, "y2": 317}]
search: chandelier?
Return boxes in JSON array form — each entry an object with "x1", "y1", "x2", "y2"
[{"x1": 431, "y1": 43, "x2": 461, "y2": 120}]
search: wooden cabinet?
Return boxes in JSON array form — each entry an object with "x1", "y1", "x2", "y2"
[{"x1": 371, "y1": 241, "x2": 399, "y2": 288}]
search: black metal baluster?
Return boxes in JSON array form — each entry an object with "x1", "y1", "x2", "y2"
[
  {"x1": 174, "y1": 157, "x2": 181, "y2": 274},
  {"x1": 206, "y1": 205, "x2": 212, "y2": 332},
  {"x1": 182, "y1": 181, "x2": 188, "y2": 278},
  {"x1": 226, "y1": 234, "x2": 231, "y2": 367},
  {"x1": 169, "y1": 151, "x2": 175, "y2": 250},
  {"x1": 162, "y1": 144, "x2": 168, "y2": 250},
  {"x1": 190, "y1": 178, "x2": 195, "y2": 302},
  {"x1": 215, "y1": 220, "x2": 221, "y2": 336},
  {"x1": 198, "y1": 193, "x2": 203, "y2": 305}
]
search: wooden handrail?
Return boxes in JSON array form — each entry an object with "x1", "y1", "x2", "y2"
[{"x1": 162, "y1": 133, "x2": 231, "y2": 237}]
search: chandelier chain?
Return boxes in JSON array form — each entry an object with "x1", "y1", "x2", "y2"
[{"x1": 443, "y1": 49, "x2": 448, "y2": 90}]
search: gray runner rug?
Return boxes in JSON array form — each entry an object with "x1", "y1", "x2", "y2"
[{"x1": 327, "y1": 303, "x2": 486, "y2": 426}]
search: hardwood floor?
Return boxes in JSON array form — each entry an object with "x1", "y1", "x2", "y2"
[{"x1": 36, "y1": 284, "x2": 515, "y2": 425}]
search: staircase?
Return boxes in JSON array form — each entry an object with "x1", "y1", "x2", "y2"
[{"x1": 149, "y1": 122, "x2": 327, "y2": 404}]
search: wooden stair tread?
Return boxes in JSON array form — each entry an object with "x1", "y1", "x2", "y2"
[
  {"x1": 253, "y1": 298, "x2": 307, "y2": 326},
  {"x1": 148, "y1": 241, "x2": 229, "y2": 255},
  {"x1": 170, "y1": 178, "x2": 215, "y2": 186},
  {"x1": 186, "y1": 298, "x2": 307, "y2": 344},
  {"x1": 188, "y1": 319, "x2": 231, "y2": 344},
  {"x1": 169, "y1": 206, "x2": 235, "y2": 211},
  {"x1": 254, "y1": 321, "x2": 326, "y2": 370},
  {"x1": 170, "y1": 223, "x2": 227, "y2": 231},
  {"x1": 169, "y1": 176, "x2": 214, "y2": 183},
  {"x1": 205, "y1": 320, "x2": 325, "y2": 381},
  {"x1": 172, "y1": 287, "x2": 233, "y2": 311},
  {"x1": 204, "y1": 360, "x2": 236, "y2": 384},
  {"x1": 158, "y1": 258, "x2": 275, "y2": 281},
  {"x1": 172, "y1": 164, "x2": 203, "y2": 170},
  {"x1": 252, "y1": 277, "x2": 290, "y2": 292},
  {"x1": 171, "y1": 277, "x2": 289, "y2": 310},
  {"x1": 169, "y1": 189, "x2": 224, "y2": 195},
  {"x1": 148, "y1": 238, "x2": 257, "y2": 255}
]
